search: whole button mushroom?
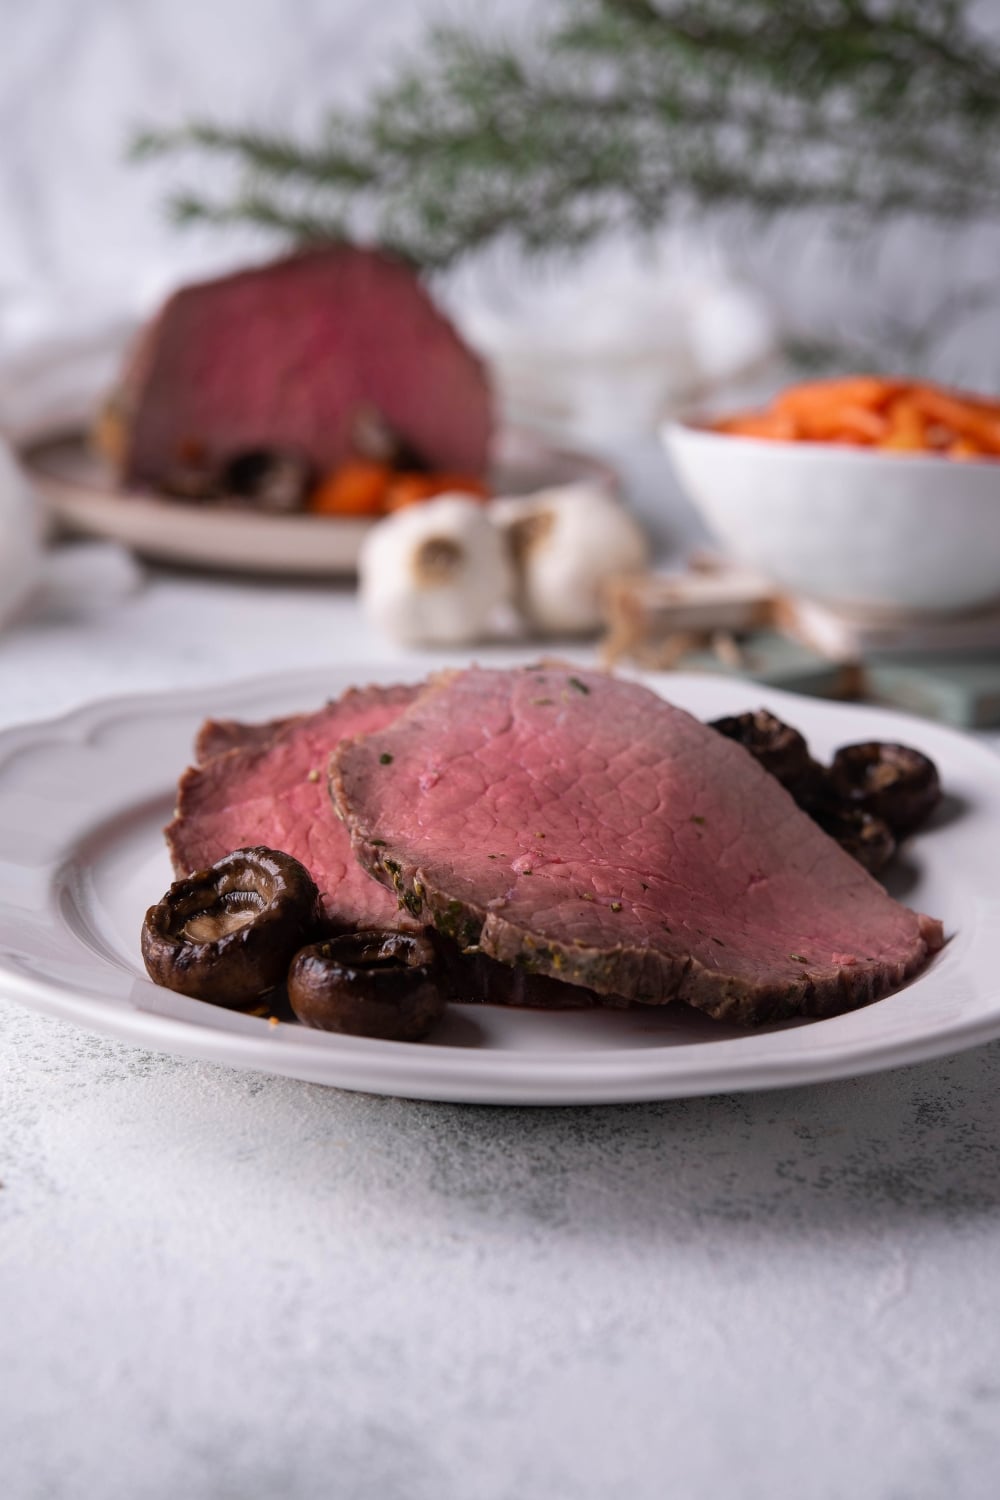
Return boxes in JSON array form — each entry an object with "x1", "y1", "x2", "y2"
[
  {"x1": 288, "y1": 930, "x2": 445, "y2": 1041},
  {"x1": 829, "y1": 742, "x2": 942, "y2": 839},
  {"x1": 359, "y1": 494, "x2": 516, "y2": 645},
  {"x1": 141, "y1": 846, "x2": 319, "y2": 1007}
]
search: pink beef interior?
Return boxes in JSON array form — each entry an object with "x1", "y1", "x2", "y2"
[
  {"x1": 331, "y1": 665, "x2": 943, "y2": 1023},
  {"x1": 122, "y1": 246, "x2": 492, "y2": 485},
  {"x1": 167, "y1": 684, "x2": 420, "y2": 929}
]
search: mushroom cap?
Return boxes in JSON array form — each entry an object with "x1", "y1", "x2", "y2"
[
  {"x1": 141, "y1": 846, "x2": 319, "y2": 1007},
  {"x1": 830, "y1": 742, "x2": 942, "y2": 839},
  {"x1": 288, "y1": 930, "x2": 445, "y2": 1040}
]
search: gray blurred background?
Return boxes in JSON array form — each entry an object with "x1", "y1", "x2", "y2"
[{"x1": 3, "y1": 0, "x2": 1000, "y2": 388}]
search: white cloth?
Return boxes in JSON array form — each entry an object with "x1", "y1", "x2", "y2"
[
  {"x1": 448, "y1": 239, "x2": 777, "y2": 441},
  {"x1": 0, "y1": 284, "x2": 140, "y2": 445}
]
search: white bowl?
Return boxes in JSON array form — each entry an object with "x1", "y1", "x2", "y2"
[{"x1": 662, "y1": 419, "x2": 1000, "y2": 615}]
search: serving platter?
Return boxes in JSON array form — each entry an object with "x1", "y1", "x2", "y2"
[
  {"x1": 0, "y1": 665, "x2": 997, "y2": 1105},
  {"x1": 21, "y1": 428, "x2": 612, "y2": 576}
]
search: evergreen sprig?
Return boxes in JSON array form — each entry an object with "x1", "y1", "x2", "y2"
[{"x1": 132, "y1": 0, "x2": 1000, "y2": 270}]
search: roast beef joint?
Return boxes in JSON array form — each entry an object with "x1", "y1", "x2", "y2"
[{"x1": 114, "y1": 247, "x2": 493, "y2": 492}]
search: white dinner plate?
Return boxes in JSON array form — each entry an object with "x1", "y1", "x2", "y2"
[
  {"x1": 21, "y1": 428, "x2": 613, "y2": 576},
  {"x1": 0, "y1": 666, "x2": 997, "y2": 1105}
]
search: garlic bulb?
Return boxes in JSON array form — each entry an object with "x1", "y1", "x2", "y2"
[
  {"x1": 359, "y1": 494, "x2": 516, "y2": 646},
  {"x1": 492, "y1": 483, "x2": 648, "y2": 634}
]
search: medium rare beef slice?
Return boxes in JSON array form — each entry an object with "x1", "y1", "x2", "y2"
[
  {"x1": 331, "y1": 666, "x2": 943, "y2": 1024},
  {"x1": 120, "y1": 247, "x2": 492, "y2": 488},
  {"x1": 168, "y1": 684, "x2": 421, "y2": 929}
]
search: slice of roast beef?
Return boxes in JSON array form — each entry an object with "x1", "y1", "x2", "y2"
[
  {"x1": 168, "y1": 685, "x2": 422, "y2": 930},
  {"x1": 120, "y1": 247, "x2": 492, "y2": 489},
  {"x1": 330, "y1": 665, "x2": 944, "y2": 1025}
]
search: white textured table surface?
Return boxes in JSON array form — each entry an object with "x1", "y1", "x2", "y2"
[{"x1": 2, "y1": 560, "x2": 1000, "y2": 1500}]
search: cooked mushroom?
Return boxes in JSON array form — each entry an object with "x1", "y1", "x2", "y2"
[
  {"x1": 709, "y1": 709, "x2": 825, "y2": 807},
  {"x1": 830, "y1": 742, "x2": 942, "y2": 838},
  {"x1": 810, "y1": 803, "x2": 896, "y2": 875},
  {"x1": 141, "y1": 846, "x2": 319, "y2": 1007},
  {"x1": 287, "y1": 930, "x2": 444, "y2": 1040},
  {"x1": 221, "y1": 448, "x2": 314, "y2": 512}
]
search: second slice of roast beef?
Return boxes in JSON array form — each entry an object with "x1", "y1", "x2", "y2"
[
  {"x1": 330, "y1": 665, "x2": 944, "y2": 1024},
  {"x1": 168, "y1": 684, "x2": 421, "y2": 929}
]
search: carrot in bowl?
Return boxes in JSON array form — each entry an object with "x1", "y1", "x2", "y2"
[
  {"x1": 907, "y1": 387, "x2": 1000, "y2": 454},
  {"x1": 880, "y1": 395, "x2": 928, "y2": 452},
  {"x1": 711, "y1": 376, "x2": 1000, "y2": 459},
  {"x1": 712, "y1": 411, "x2": 798, "y2": 441},
  {"x1": 773, "y1": 375, "x2": 904, "y2": 420}
]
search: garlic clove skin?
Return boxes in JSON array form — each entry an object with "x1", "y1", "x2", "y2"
[
  {"x1": 492, "y1": 483, "x2": 649, "y2": 634},
  {"x1": 359, "y1": 494, "x2": 516, "y2": 646}
]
